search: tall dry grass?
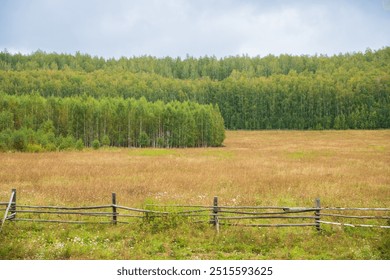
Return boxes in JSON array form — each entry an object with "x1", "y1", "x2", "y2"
[{"x1": 0, "y1": 130, "x2": 389, "y2": 208}]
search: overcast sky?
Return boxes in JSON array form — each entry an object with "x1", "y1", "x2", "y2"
[{"x1": 1, "y1": 0, "x2": 389, "y2": 58}]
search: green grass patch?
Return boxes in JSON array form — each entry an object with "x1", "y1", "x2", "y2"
[
  {"x1": 200, "y1": 150, "x2": 234, "y2": 159},
  {"x1": 370, "y1": 145, "x2": 386, "y2": 152},
  {"x1": 286, "y1": 150, "x2": 334, "y2": 160},
  {"x1": 288, "y1": 151, "x2": 306, "y2": 159},
  {"x1": 1, "y1": 219, "x2": 388, "y2": 260},
  {"x1": 128, "y1": 149, "x2": 178, "y2": 157}
]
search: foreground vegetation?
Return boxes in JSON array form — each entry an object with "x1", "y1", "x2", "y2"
[
  {"x1": 1, "y1": 219, "x2": 389, "y2": 260},
  {"x1": 0, "y1": 130, "x2": 389, "y2": 259}
]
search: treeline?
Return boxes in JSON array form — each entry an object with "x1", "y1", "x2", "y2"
[
  {"x1": 1, "y1": 48, "x2": 388, "y2": 80},
  {"x1": 0, "y1": 93, "x2": 225, "y2": 151},
  {"x1": 0, "y1": 48, "x2": 389, "y2": 130}
]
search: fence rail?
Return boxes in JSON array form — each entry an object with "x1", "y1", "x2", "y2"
[{"x1": 1, "y1": 189, "x2": 390, "y2": 232}]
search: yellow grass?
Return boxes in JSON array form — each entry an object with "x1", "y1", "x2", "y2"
[{"x1": 1, "y1": 130, "x2": 389, "y2": 209}]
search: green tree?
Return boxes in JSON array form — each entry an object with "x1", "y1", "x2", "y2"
[
  {"x1": 102, "y1": 135, "x2": 110, "y2": 146},
  {"x1": 138, "y1": 131, "x2": 150, "y2": 147}
]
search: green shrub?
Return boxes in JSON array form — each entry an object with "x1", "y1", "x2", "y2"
[
  {"x1": 58, "y1": 135, "x2": 76, "y2": 151},
  {"x1": 156, "y1": 137, "x2": 164, "y2": 148},
  {"x1": 45, "y1": 143, "x2": 57, "y2": 152},
  {"x1": 92, "y1": 139, "x2": 100, "y2": 150},
  {"x1": 0, "y1": 142, "x2": 8, "y2": 152},
  {"x1": 0, "y1": 130, "x2": 12, "y2": 151},
  {"x1": 12, "y1": 130, "x2": 27, "y2": 151},
  {"x1": 26, "y1": 143, "x2": 44, "y2": 153},
  {"x1": 138, "y1": 131, "x2": 150, "y2": 147},
  {"x1": 75, "y1": 139, "x2": 84, "y2": 151},
  {"x1": 102, "y1": 135, "x2": 110, "y2": 147}
]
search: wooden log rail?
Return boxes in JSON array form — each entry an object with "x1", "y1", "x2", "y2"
[{"x1": 0, "y1": 190, "x2": 389, "y2": 232}]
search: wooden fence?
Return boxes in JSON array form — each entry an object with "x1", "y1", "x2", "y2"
[{"x1": 1, "y1": 189, "x2": 390, "y2": 232}]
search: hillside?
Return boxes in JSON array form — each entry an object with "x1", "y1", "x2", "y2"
[{"x1": 1, "y1": 48, "x2": 389, "y2": 131}]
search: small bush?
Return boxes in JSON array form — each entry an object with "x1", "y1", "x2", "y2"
[
  {"x1": 138, "y1": 131, "x2": 150, "y2": 147},
  {"x1": 102, "y1": 135, "x2": 110, "y2": 147},
  {"x1": 75, "y1": 139, "x2": 84, "y2": 151},
  {"x1": 0, "y1": 142, "x2": 8, "y2": 152},
  {"x1": 156, "y1": 137, "x2": 164, "y2": 148},
  {"x1": 58, "y1": 135, "x2": 76, "y2": 151},
  {"x1": 12, "y1": 131, "x2": 27, "y2": 151},
  {"x1": 92, "y1": 139, "x2": 100, "y2": 150},
  {"x1": 0, "y1": 130, "x2": 12, "y2": 151},
  {"x1": 45, "y1": 143, "x2": 57, "y2": 152},
  {"x1": 26, "y1": 144, "x2": 44, "y2": 153}
]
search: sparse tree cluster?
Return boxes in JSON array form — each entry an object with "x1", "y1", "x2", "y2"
[{"x1": 0, "y1": 94, "x2": 225, "y2": 151}]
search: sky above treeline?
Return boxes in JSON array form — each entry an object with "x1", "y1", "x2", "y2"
[{"x1": 1, "y1": 0, "x2": 389, "y2": 58}]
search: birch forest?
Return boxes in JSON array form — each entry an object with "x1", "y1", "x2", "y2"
[{"x1": 0, "y1": 47, "x2": 389, "y2": 151}]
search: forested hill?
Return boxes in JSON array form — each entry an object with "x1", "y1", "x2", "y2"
[
  {"x1": 1, "y1": 48, "x2": 389, "y2": 80},
  {"x1": 1, "y1": 48, "x2": 390, "y2": 130}
]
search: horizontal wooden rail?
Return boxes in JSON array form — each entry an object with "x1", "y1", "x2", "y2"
[
  {"x1": 146, "y1": 204, "x2": 213, "y2": 209},
  {"x1": 144, "y1": 213, "x2": 210, "y2": 217},
  {"x1": 321, "y1": 207, "x2": 390, "y2": 211},
  {"x1": 221, "y1": 223, "x2": 317, "y2": 228},
  {"x1": 219, "y1": 209, "x2": 316, "y2": 215},
  {"x1": 2, "y1": 204, "x2": 389, "y2": 213},
  {"x1": 145, "y1": 204, "x2": 315, "y2": 210},
  {"x1": 168, "y1": 209, "x2": 212, "y2": 214},
  {"x1": 115, "y1": 213, "x2": 144, "y2": 218},
  {"x1": 320, "y1": 213, "x2": 390, "y2": 219},
  {"x1": 16, "y1": 204, "x2": 112, "y2": 210},
  {"x1": 218, "y1": 215, "x2": 317, "y2": 220},
  {"x1": 0, "y1": 202, "x2": 15, "y2": 206},
  {"x1": 218, "y1": 206, "x2": 297, "y2": 210},
  {"x1": 319, "y1": 220, "x2": 390, "y2": 229},
  {"x1": 14, "y1": 210, "x2": 114, "y2": 216},
  {"x1": 13, "y1": 218, "x2": 116, "y2": 224},
  {"x1": 114, "y1": 204, "x2": 168, "y2": 214}
]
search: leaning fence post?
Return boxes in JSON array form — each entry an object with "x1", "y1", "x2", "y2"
[
  {"x1": 315, "y1": 198, "x2": 321, "y2": 232},
  {"x1": 10, "y1": 189, "x2": 16, "y2": 221},
  {"x1": 213, "y1": 196, "x2": 219, "y2": 233},
  {"x1": 112, "y1": 192, "x2": 117, "y2": 225},
  {"x1": 0, "y1": 189, "x2": 16, "y2": 232}
]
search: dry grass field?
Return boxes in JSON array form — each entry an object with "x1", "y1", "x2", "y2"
[
  {"x1": 1, "y1": 130, "x2": 389, "y2": 260},
  {"x1": 1, "y1": 130, "x2": 389, "y2": 207}
]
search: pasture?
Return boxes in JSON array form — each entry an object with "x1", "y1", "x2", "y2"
[{"x1": 0, "y1": 130, "x2": 389, "y2": 259}]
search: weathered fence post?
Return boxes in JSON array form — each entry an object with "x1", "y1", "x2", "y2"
[
  {"x1": 213, "y1": 196, "x2": 219, "y2": 233},
  {"x1": 315, "y1": 198, "x2": 321, "y2": 232},
  {"x1": 0, "y1": 189, "x2": 16, "y2": 232},
  {"x1": 10, "y1": 189, "x2": 16, "y2": 221},
  {"x1": 112, "y1": 192, "x2": 117, "y2": 225}
]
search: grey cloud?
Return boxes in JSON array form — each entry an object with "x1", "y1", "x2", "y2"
[{"x1": 0, "y1": 0, "x2": 389, "y2": 58}]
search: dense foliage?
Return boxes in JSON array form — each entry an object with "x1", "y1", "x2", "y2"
[
  {"x1": 0, "y1": 94, "x2": 225, "y2": 151},
  {"x1": 0, "y1": 48, "x2": 389, "y2": 141}
]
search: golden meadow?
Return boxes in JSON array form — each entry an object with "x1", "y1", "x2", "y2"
[{"x1": 1, "y1": 130, "x2": 389, "y2": 259}]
